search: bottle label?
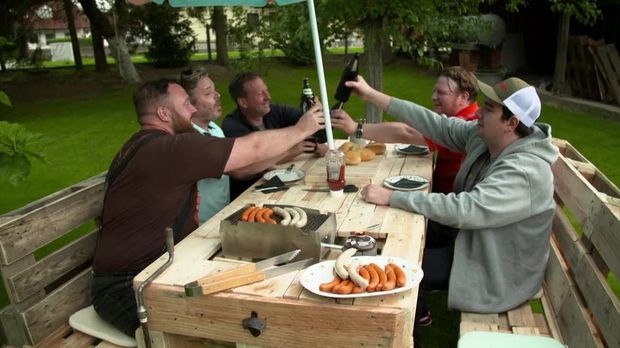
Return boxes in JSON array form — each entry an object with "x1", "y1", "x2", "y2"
[{"x1": 326, "y1": 159, "x2": 340, "y2": 180}]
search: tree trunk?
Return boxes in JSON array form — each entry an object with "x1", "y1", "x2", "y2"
[
  {"x1": 78, "y1": 0, "x2": 140, "y2": 83},
  {"x1": 206, "y1": 17, "x2": 212, "y2": 62},
  {"x1": 90, "y1": 20, "x2": 108, "y2": 72},
  {"x1": 213, "y1": 6, "x2": 228, "y2": 66},
  {"x1": 63, "y1": 0, "x2": 82, "y2": 70},
  {"x1": 553, "y1": 12, "x2": 571, "y2": 95},
  {"x1": 108, "y1": 37, "x2": 140, "y2": 84},
  {"x1": 363, "y1": 17, "x2": 384, "y2": 123}
]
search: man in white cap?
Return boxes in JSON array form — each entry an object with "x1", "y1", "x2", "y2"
[{"x1": 347, "y1": 76, "x2": 559, "y2": 345}]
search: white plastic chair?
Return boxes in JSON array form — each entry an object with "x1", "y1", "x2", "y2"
[
  {"x1": 458, "y1": 331, "x2": 566, "y2": 348},
  {"x1": 69, "y1": 305, "x2": 137, "y2": 347}
]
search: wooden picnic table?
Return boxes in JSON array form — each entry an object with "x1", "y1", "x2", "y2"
[{"x1": 134, "y1": 140, "x2": 433, "y2": 347}]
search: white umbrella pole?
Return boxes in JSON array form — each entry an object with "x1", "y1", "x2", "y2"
[{"x1": 306, "y1": 0, "x2": 334, "y2": 150}]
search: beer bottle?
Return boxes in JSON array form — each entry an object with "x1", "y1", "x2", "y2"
[
  {"x1": 332, "y1": 53, "x2": 360, "y2": 110},
  {"x1": 300, "y1": 77, "x2": 327, "y2": 144},
  {"x1": 300, "y1": 77, "x2": 314, "y2": 113}
]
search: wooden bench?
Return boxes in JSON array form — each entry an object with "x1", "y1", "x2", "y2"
[
  {"x1": 0, "y1": 173, "x2": 109, "y2": 347},
  {"x1": 460, "y1": 138, "x2": 620, "y2": 348}
]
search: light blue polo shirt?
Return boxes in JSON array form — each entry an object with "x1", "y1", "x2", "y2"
[{"x1": 194, "y1": 121, "x2": 230, "y2": 224}]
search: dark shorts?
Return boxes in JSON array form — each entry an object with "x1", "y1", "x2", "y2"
[{"x1": 91, "y1": 271, "x2": 139, "y2": 337}]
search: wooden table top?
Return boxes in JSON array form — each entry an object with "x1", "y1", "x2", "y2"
[{"x1": 135, "y1": 140, "x2": 433, "y2": 347}]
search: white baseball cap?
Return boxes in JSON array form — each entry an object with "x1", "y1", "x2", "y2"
[{"x1": 478, "y1": 77, "x2": 541, "y2": 127}]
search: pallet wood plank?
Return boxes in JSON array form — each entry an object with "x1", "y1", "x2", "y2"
[
  {"x1": 144, "y1": 290, "x2": 406, "y2": 348},
  {"x1": 552, "y1": 154, "x2": 620, "y2": 277},
  {"x1": 22, "y1": 268, "x2": 92, "y2": 345},
  {"x1": 512, "y1": 326, "x2": 540, "y2": 336},
  {"x1": 507, "y1": 302, "x2": 537, "y2": 328},
  {"x1": 459, "y1": 321, "x2": 500, "y2": 337},
  {"x1": 544, "y1": 237, "x2": 572, "y2": 316},
  {"x1": 551, "y1": 204, "x2": 586, "y2": 271},
  {"x1": 533, "y1": 313, "x2": 550, "y2": 336},
  {"x1": 547, "y1": 240, "x2": 605, "y2": 348},
  {"x1": 56, "y1": 330, "x2": 98, "y2": 348},
  {"x1": 573, "y1": 248, "x2": 620, "y2": 348},
  {"x1": 596, "y1": 44, "x2": 620, "y2": 104},
  {"x1": 540, "y1": 291, "x2": 563, "y2": 342},
  {"x1": 9, "y1": 230, "x2": 97, "y2": 302},
  {"x1": 0, "y1": 180, "x2": 104, "y2": 265}
]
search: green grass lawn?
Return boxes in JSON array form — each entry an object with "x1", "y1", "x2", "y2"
[{"x1": 1, "y1": 57, "x2": 619, "y2": 347}]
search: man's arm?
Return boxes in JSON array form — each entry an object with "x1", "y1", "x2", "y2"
[
  {"x1": 345, "y1": 76, "x2": 391, "y2": 111},
  {"x1": 331, "y1": 109, "x2": 426, "y2": 145},
  {"x1": 223, "y1": 104, "x2": 324, "y2": 173}
]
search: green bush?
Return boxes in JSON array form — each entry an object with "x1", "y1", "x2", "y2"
[
  {"x1": 130, "y1": 3, "x2": 195, "y2": 68},
  {"x1": 265, "y1": 4, "x2": 317, "y2": 65}
]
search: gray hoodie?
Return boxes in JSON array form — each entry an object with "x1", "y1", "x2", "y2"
[{"x1": 387, "y1": 97, "x2": 559, "y2": 313}]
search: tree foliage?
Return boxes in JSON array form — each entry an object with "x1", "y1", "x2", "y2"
[
  {"x1": 0, "y1": 93, "x2": 46, "y2": 186},
  {"x1": 501, "y1": 0, "x2": 600, "y2": 26},
  {"x1": 266, "y1": 2, "x2": 335, "y2": 65},
  {"x1": 130, "y1": 3, "x2": 195, "y2": 68}
]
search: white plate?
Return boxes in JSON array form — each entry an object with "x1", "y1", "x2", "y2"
[
  {"x1": 394, "y1": 144, "x2": 430, "y2": 155},
  {"x1": 263, "y1": 168, "x2": 305, "y2": 183},
  {"x1": 300, "y1": 255, "x2": 423, "y2": 299},
  {"x1": 383, "y1": 175, "x2": 429, "y2": 191}
]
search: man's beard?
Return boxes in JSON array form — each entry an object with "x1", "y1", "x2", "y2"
[{"x1": 171, "y1": 112, "x2": 194, "y2": 134}]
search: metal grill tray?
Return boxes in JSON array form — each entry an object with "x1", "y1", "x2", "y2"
[{"x1": 220, "y1": 204, "x2": 336, "y2": 262}]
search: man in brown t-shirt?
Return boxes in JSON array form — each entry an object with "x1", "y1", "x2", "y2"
[{"x1": 91, "y1": 79, "x2": 324, "y2": 336}]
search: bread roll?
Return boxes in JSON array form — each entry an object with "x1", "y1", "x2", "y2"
[
  {"x1": 350, "y1": 143, "x2": 365, "y2": 151},
  {"x1": 339, "y1": 141, "x2": 354, "y2": 152},
  {"x1": 361, "y1": 148, "x2": 376, "y2": 161},
  {"x1": 345, "y1": 150, "x2": 362, "y2": 165},
  {"x1": 365, "y1": 142, "x2": 386, "y2": 155}
]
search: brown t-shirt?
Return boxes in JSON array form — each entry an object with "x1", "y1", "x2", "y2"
[{"x1": 93, "y1": 129, "x2": 235, "y2": 273}]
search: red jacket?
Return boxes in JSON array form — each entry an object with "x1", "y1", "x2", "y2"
[{"x1": 426, "y1": 102, "x2": 479, "y2": 194}]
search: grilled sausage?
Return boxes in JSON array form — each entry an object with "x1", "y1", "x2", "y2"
[
  {"x1": 255, "y1": 208, "x2": 267, "y2": 223},
  {"x1": 334, "y1": 248, "x2": 357, "y2": 280},
  {"x1": 336, "y1": 279, "x2": 355, "y2": 294},
  {"x1": 359, "y1": 265, "x2": 370, "y2": 282},
  {"x1": 370, "y1": 263, "x2": 387, "y2": 291},
  {"x1": 241, "y1": 206, "x2": 255, "y2": 221},
  {"x1": 366, "y1": 265, "x2": 380, "y2": 292},
  {"x1": 263, "y1": 208, "x2": 277, "y2": 224},
  {"x1": 388, "y1": 263, "x2": 407, "y2": 287},
  {"x1": 273, "y1": 207, "x2": 291, "y2": 225},
  {"x1": 346, "y1": 260, "x2": 369, "y2": 289},
  {"x1": 319, "y1": 276, "x2": 342, "y2": 292},
  {"x1": 383, "y1": 264, "x2": 396, "y2": 291},
  {"x1": 294, "y1": 207, "x2": 308, "y2": 228},
  {"x1": 332, "y1": 279, "x2": 350, "y2": 293},
  {"x1": 352, "y1": 286, "x2": 365, "y2": 294},
  {"x1": 248, "y1": 207, "x2": 260, "y2": 222},
  {"x1": 286, "y1": 207, "x2": 300, "y2": 226}
]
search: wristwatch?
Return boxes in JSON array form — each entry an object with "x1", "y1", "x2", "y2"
[{"x1": 355, "y1": 118, "x2": 365, "y2": 139}]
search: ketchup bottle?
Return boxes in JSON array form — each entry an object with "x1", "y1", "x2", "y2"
[{"x1": 325, "y1": 149, "x2": 345, "y2": 197}]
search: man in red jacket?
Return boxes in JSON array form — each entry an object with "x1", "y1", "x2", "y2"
[
  {"x1": 427, "y1": 67, "x2": 479, "y2": 193},
  {"x1": 332, "y1": 66, "x2": 479, "y2": 194}
]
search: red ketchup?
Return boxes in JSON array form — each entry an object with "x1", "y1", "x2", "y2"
[{"x1": 325, "y1": 149, "x2": 345, "y2": 197}]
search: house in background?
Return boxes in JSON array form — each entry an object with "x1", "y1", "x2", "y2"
[{"x1": 29, "y1": 1, "x2": 90, "y2": 47}]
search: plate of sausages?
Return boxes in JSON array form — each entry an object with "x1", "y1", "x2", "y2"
[{"x1": 300, "y1": 254, "x2": 423, "y2": 298}]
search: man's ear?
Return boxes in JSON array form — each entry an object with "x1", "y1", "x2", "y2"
[
  {"x1": 506, "y1": 115, "x2": 520, "y2": 132},
  {"x1": 156, "y1": 105, "x2": 169, "y2": 121},
  {"x1": 237, "y1": 97, "x2": 247, "y2": 109},
  {"x1": 459, "y1": 91, "x2": 470, "y2": 104}
]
